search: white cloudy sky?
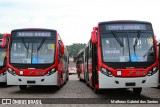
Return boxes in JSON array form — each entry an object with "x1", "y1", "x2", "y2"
[{"x1": 0, "y1": 0, "x2": 160, "y2": 45}]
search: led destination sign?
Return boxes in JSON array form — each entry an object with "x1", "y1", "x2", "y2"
[
  {"x1": 16, "y1": 32, "x2": 52, "y2": 37},
  {"x1": 105, "y1": 24, "x2": 149, "y2": 30}
]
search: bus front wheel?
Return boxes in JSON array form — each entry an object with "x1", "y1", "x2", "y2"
[
  {"x1": 55, "y1": 85, "x2": 61, "y2": 90},
  {"x1": 85, "y1": 73, "x2": 89, "y2": 86},
  {"x1": 19, "y1": 85, "x2": 27, "y2": 90},
  {"x1": 94, "y1": 88, "x2": 101, "y2": 94},
  {"x1": 133, "y1": 88, "x2": 142, "y2": 95}
]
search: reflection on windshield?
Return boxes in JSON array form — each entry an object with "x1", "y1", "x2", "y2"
[
  {"x1": 10, "y1": 38, "x2": 55, "y2": 64},
  {"x1": 101, "y1": 32, "x2": 155, "y2": 62},
  {"x1": 0, "y1": 49, "x2": 6, "y2": 66}
]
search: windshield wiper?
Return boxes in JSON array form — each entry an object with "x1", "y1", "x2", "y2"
[
  {"x1": 133, "y1": 31, "x2": 141, "y2": 54},
  {"x1": 21, "y1": 39, "x2": 29, "y2": 58},
  {"x1": 111, "y1": 31, "x2": 123, "y2": 47},
  {"x1": 22, "y1": 39, "x2": 29, "y2": 50},
  {"x1": 133, "y1": 31, "x2": 141, "y2": 48},
  {"x1": 37, "y1": 38, "x2": 46, "y2": 52}
]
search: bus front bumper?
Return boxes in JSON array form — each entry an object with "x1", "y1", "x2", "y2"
[
  {"x1": 7, "y1": 71, "x2": 58, "y2": 85},
  {"x1": 99, "y1": 71, "x2": 159, "y2": 89}
]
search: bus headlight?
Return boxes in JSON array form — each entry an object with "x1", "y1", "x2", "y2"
[
  {"x1": 8, "y1": 68, "x2": 17, "y2": 76},
  {"x1": 101, "y1": 67, "x2": 113, "y2": 77},
  {"x1": 46, "y1": 68, "x2": 56, "y2": 76},
  {"x1": 147, "y1": 66, "x2": 158, "y2": 76}
]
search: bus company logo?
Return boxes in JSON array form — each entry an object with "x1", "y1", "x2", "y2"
[
  {"x1": 2, "y1": 99, "x2": 11, "y2": 104},
  {"x1": 28, "y1": 71, "x2": 34, "y2": 75},
  {"x1": 127, "y1": 71, "x2": 134, "y2": 76}
]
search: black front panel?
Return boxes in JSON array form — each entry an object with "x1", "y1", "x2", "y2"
[
  {"x1": 99, "y1": 21, "x2": 156, "y2": 69},
  {"x1": 9, "y1": 29, "x2": 57, "y2": 69}
]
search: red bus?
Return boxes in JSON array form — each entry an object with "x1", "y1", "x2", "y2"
[
  {"x1": 6, "y1": 28, "x2": 69, "y2": 90},
  {"x1": 158, "y1": 40, "x2": 160, "y2": 85},
  {"x1": 64, "y1": 47, "x2": 69, "y2": 81},
  {"x1": 83, "y1": 21, "x2": 159, "y2": 94},
  {"x1": 0, "y1": 34, "x2": 9, "y2": 84},
  {"x1": 76, "y1": 49, "x2": 85, "y2": 80}
]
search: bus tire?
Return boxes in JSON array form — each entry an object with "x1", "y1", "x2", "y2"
[
  {"x1": 86, "y1": 79, "x2": 89, "y2": 86},
  {"x1": 66, "y1": 76, "x2": 69, "y2": 81},
  {"x1": 94, "y1": 88, "x2": 101, "y2": 94},
  {"x1": 133, "y1": 88, "x2": 142, "y2": 95},
  {"x1": 85, "y1": 73, "x2": 89, "y2": 86},
  {"x1": 79, "y1": 78, "x2": 82, "y2": 81},
  {"x1": 84, "y1": 72, "x2": 86, "y2": 83},
  {"x1": 19, "y1": 85, "x2": 27, "y2": 90},
  {"x1": 0, "y1": 82, "x2": 7, "y2": 86},
  {"x1": 64, "y1": 80, "x2": 66, "y2": 85},
  {"x1": 56, "y1": 85, "x2": 61, "y2": 90}
]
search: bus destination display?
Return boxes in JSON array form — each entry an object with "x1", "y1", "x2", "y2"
[
  {"x1": 106, "y1": 24, "x2": 147, "y2": 30},
  {"x1": 16, "y1": 32, "x2": 52, "y2": 37}
]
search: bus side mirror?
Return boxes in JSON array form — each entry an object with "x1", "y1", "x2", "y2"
[
  {"x1": 59, "y1": 40, "x2": 65, "y2": 55},
  {"x1": 1, "y1": 37, "x2": 6, "y2": 48},
  {"x1": 61, "y1": 45, "x2": 64, "y2": 55},
  {"x1": 1, "y1": 33, "x2": 10, "y2": 48},
  {"x1": 91, "y1": 31, "x2": 97, "y2": 44}
]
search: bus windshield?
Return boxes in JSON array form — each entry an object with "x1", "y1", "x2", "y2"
[
  {"x1": 101, "y1": 31, "x2": 155, "y2": 62},
  {"x1": 0, "y1": 48, "x2": 6, "y2": 66},
  {"x1": 10, "y1": 38, "x2": 56, "y2": 64}
]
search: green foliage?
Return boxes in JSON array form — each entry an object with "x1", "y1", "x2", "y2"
[{"x1": 66, "y1": 43, "x2": 86, "y2": 57}]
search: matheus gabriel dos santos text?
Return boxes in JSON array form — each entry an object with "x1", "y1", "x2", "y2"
[{"x1": 111, "y1": 99, "x2": 159, "y2": 104}]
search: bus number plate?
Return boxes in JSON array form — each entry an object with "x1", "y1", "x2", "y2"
[{"x1": 125, "y1": 83, "x2": 135, "y2": 86}]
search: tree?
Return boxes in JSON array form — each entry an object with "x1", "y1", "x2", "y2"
[{"x1": 66, "y1": 43, "x2": 86, "y2": 57}]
